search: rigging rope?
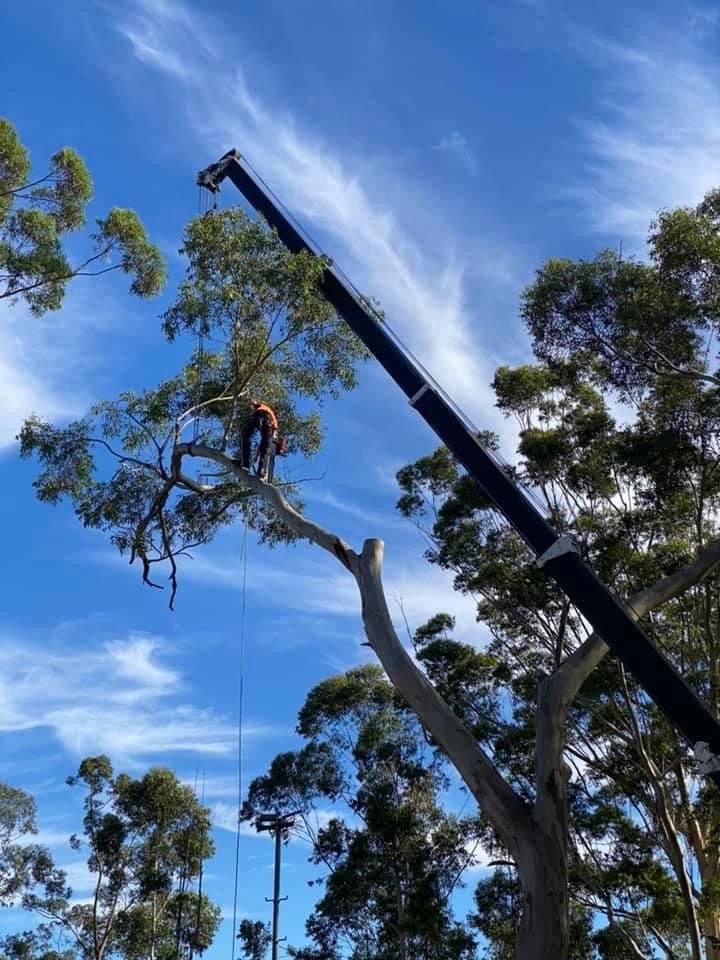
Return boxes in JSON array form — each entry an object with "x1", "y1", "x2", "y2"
[
  {"x1": 193, "y1": 332, "x2": 204, "y2": 443},
  {"x1": 230, "y1": 514, "x2": 250, "y2": 960}
]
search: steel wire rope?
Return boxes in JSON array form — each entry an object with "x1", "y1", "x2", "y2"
[{"x1": 239, "y1": 156, "x2": 548, "y2": 519}]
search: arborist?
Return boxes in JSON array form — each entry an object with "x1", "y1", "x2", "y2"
[{"x1": 240, "y1": 399, "x2": 278, "y2": 481}]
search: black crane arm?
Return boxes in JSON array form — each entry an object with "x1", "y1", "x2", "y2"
[{"x1": 198, "y1": 149, "x2": 720, "y2": 784}]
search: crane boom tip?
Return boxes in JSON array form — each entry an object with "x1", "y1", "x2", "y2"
[{"x1": 196, "y1": 149, "x2": 241, "y2": 193}]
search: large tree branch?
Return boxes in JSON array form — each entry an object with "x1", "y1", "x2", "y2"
[
  {"x1": 173, "y1": 442, "x2": 533, "y2": 856},
  {"x1": 355, "y1": 537, "x2": 531, "y2": 855},
  {"x1": 548, "y1": 537, "x2": 720, "y2": 721}
]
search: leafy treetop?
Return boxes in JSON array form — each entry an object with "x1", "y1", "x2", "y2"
[
  {"x1": 0, "y1": 118, "x2": 166, "y2": 315},
  {"x1": 20, "y1": 208, "x2": 368, "y2": 606}
]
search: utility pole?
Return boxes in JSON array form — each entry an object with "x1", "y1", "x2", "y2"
[{"x1": 256, "y1": 811, "x2": 298, "y2": 960}]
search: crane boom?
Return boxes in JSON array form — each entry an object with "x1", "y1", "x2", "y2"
[{"x1": 198, "y1": 149, "x2": 720, "y2": 784}]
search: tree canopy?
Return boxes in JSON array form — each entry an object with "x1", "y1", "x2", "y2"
[
  {"x1": 243, "y1": 664, "x2": 479, "y2": 960},
  {"x1": 0, "y1": 119, "x2": 166, "y2": 314},
  {"x1": 20, "y1": 207, "x2": 368, "y2": 605},
  {"x1": 3, "y1": 757, "x2": 220, "y2": 960},
  {"x1": 0, "y1": 784, "x2": 60, "y2": 911}
]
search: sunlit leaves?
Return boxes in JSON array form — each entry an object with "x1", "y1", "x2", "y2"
[
  {"x1": 93, "y1": 209, "x2": 166, "y2": 298},
  {"x1": 0, "y1": 118, "x2": 165, "y2": 314},
  {"x1": 27, "y1": 756, "x2": 221, "y2": 960},
  {"x1": 0, "y1": 120, "x2": 31, "y2": 220},
  {"x1": 162, "y1": 208, "x2": 367, "y2": 399},
  {"x1": 243, "y1": 666, "x2": 480, "y2": 959},
  {"x1": 21, "y1": 208, "x2": 367, "y2": 600}
]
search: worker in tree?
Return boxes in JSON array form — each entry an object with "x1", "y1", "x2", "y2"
[{"x1": 240, "y1": 399, "x2": 278, "y2": 480}]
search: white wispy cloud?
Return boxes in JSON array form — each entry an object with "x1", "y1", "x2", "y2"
[
  {"x1": 60, "y1": 859, "x2": 96, "y2": 896},
  {"x1": 0, "y1": 277, "x2": 151, "y2": 450},
  {"x1": 462, "y1": 836, "x2": 495, "y2": 873},
  {"x1": 211, "y1": 802, "x2": 261, "y2": 836},
  {"x1": 184, "y1": 774, "x2": 239, "y2": 799},
  {"x1": 0, "y1": 628, "x2": 270, "y2": 761},
  {"x1": 113, "y1": 0, "x2": 517, "y2": 436},
  {"x1": 106, "y1": 635, "x2": 178, "y2": 689},
  {"x1": 569, "y1": 29, "x2": 720, "y2": 242},
  {"x1": 434, "y1": 131, "x2": 477, "y2": 174},
  {"x1": 302, "y1": 488, "x2": 408, "y2": 532},
  {"x1": 174, "y1": 544, "x2": 484, "y2": 647},
  {"x1": 0, "y1": 298, "x2": 86, "y2": 449}
]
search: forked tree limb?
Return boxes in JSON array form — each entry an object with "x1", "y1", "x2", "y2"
[{"x1": 172, "y1": 442, "x2": 533, "y2": 854}]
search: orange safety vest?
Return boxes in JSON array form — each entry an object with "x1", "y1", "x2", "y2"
[{"x1": 253, "y1": 402, "x2": 278, "y2": 431}]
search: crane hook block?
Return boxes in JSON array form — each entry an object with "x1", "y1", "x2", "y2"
[{"x1": 197, "y1": 149, "x2": 241, "y2": 194}]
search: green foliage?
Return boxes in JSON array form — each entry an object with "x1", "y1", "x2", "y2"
[
  {"x1": 93, "y1": 209, "x2": 166, "y2": 298},
  {"x1": 23, "y1": 757, "x2": 220, "y2": 960},
  {"x1": 0, "y1": 119, "x2": 31, "y2": 221},
  {"x1": 520, "y1": 191, "x2": 720, "y2": 399},
  {"x1": 114, "y1": 891, "x2": 221, "y2": 960},
  {"x1": 162, "y1": 209, "x2": 367, "y2": 398},
  {"x1": 0, "y1": 118, "x2": 164, "y2": 314},
  {"x1": 0, "y1": 784, "x2": 65, "y2": 910},
  {"x1": 395, "y1": 185, "x2": 720, "y2": 956},
  {"x1": 236, "y1": 919, "x2": 271, "y2": 960},
  {"x1": 0, "y1": 929, "x2": 75, "y2": 960},
  {"x1": 21, "y1": 209, "x2": 367, "y2": 603},
  {"x1": 244, "y1": 665, "x2": 479, "y2": 960}
]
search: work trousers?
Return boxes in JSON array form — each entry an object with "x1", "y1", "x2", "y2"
[{"x1": 242, "y1": 414, "x2": 276, "y2": 475}]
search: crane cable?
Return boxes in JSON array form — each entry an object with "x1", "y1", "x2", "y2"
[
  {"x1": 230, "y1": 514, "x2": 250, "y2": 960},
  {"x1": 239, "y1": 154, "x2": 550, "y2": 521}
]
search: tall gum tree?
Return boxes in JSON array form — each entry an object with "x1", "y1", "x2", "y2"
[
  {"x1": 0, "y1": 784, "x2": 61, "y2": 910},
  {"x1": 21, "y1": 191, "x2": 720, "y2": 958}
]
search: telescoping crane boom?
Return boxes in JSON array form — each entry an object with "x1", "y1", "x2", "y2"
[{"x1": 198, "y1": 149, "x2": 720, "y2": 785}]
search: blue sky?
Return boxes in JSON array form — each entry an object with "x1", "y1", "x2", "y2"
[{"x1": 2, "y1": 0, "x2": 720, "y2": 953}]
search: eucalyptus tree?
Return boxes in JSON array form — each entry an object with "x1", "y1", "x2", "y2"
[
  {"x1": 243, "y1": 665, "x2": 479, "y2": 960},
  {"x1": 0, "y1": 118, "x2": 165, "y2": 313},
  {"x1": 0, "y1": 784, "x2": 60, "y2": 909},
  {"x1": 21, "y1": 184, "x2": 720, "y2": 958},
  {"x1": 23, "y1": 756, "x2": 220, "y2": 960}
]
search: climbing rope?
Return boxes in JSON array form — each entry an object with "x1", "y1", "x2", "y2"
[
  {"x1": 192, "y1": 329, "x2": 206, "y2": 444},
  {"x1": 230, "y1": 515, "x2": 250, "y2": 960}
]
